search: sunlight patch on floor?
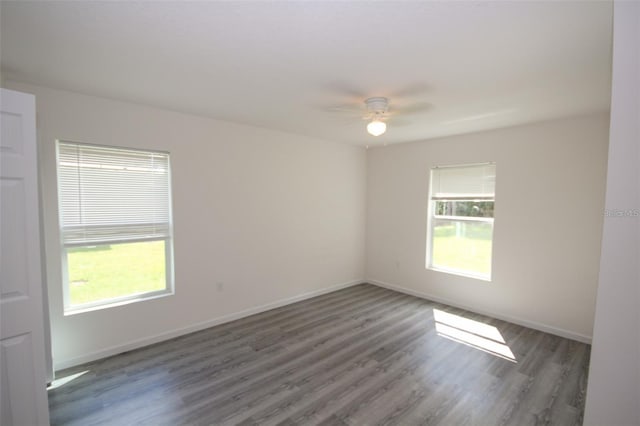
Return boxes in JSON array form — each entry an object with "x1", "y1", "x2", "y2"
[
  {"x1": 434, "y1": 309, "x2": 516, "y2": 362},
  {"x1": 47, "y1": 370, "x2": 90, "y2": 390}
]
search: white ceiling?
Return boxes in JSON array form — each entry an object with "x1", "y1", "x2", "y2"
[{"x1": 1, "y1": 1, "x2": 613, "y2": 146}]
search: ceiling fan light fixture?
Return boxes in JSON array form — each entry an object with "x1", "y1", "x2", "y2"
[{"x1": 367, "y1": 119, "x2": 387, "y2": 136}]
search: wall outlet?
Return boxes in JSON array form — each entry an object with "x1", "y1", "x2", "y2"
[{"x1": 216, "y1": 282, "x2": 224, "y2": 292}]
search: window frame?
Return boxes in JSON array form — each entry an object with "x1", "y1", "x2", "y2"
[
  {"x1": 56, "y1": 140, "x2": 175, "y2": 314},
  {"x1": 426, "y1": 163, "x2": 496, "y2": 281}
]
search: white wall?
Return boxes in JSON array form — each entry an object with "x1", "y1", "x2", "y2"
[
  {"x1": 584, "y1": 1, "x2": 640, "y2": 424},
  {"x1": 366, "y1": 113, "x2": 609, "y2": 341},
  {"x1": 5, "y1": 82, "x2": 366, "y2": 370},
  {"x1": 3, "y1": 79, "x2": 613, "y2": 370}
]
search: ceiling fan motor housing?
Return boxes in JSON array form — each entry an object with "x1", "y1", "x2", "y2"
[{"x1": 365, "y1": 97, "x2": 389, "y2": 114}]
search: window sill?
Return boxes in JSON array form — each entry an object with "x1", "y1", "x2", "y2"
[
  {"x1": 63, "y1": 290, "x2": 174, "y2": 316},
  {"x1": 428, "y1": 266, "x2": 492, "y2": 282}
]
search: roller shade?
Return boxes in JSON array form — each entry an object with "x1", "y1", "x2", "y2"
[
  {"x1": 57, "y1": 141, "x2": 171, "y2": 246},
  {"x1": 430, "y1": 163, "x2": 495, "y2": 199}
]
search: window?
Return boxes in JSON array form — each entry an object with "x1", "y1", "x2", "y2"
[
  {"x1": 57, "y1": 141, "x2": 173, "y2": 312},
  {"x1": 427, "y1": 163, "x2": 496, "y2": 280}
]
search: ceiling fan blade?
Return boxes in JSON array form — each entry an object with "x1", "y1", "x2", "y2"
[
  {"x1": 386, "y1": 118, "x2": 412, "y2": 127},
  {"x1": 322, "y1": 103, "x2": 364, "y2": 117},
  {"x1": 324, "y1": 81, "x2": 368, "y2": 99},
  {"x1": 391, "y1": 102, "x2": 432, "y2": 116},
  {"x1": 387, "y1": 83, "x2": 431, "y2": 99}
]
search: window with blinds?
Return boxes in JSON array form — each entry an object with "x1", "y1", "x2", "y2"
[
  {"x1": 427, "y1": 163, "x2": 496, "y2": 280},
  {"x1": 57, "y1": 141, "x2": 174, "y2": 312}
]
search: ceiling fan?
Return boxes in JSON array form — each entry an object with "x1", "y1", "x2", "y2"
[{"x1": 323, "y1": 83, "x2": 432, "y2": 137}]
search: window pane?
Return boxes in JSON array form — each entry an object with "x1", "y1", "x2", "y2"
[
  {"x1": 435, "y1": 200, "x2": 494, "y2": 217},
  {"x1": 67, "y1": 240, "x2": 166, "y2": 306},
  {"x1": 431, "y1": 219, "x2": 493, "y2": 277}
]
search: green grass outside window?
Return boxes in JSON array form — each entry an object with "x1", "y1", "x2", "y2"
[
  {"x1": 432, "y1": 221, "x2": 492, "y2": 277},
  {"x1": 67, "y1": 240, "x2": 166, "y2": 306}
]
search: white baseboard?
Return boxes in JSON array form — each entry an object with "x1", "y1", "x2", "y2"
[
  {"x1": 55, "y1": 279, "x2": 364, "y2": 371},
  {"x1": 368, "y1": 279, "x2": 592, "y2": 344}
]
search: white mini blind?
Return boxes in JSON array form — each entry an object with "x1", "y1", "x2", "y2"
[
  {"x1": 57, "y1": 141, "x2": 171, "y2": 246},
  {"x1": 430, "y1": 163, "x2": 496, "y2": 199}
]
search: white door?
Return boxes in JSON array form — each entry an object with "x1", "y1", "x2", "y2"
[{"x1": 0, "y1": 89, "x2": 50, "y2": 425}]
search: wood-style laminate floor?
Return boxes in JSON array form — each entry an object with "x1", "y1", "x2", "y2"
[{"x1": 48, "y1": 284, "x2": 590, "y2": 426}]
